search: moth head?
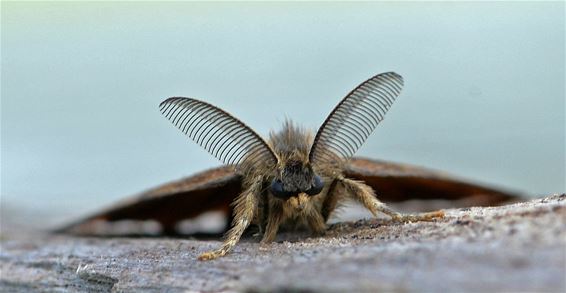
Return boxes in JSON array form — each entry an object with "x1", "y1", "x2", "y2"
[{"x1": 270, "y1": 160, "x2": 324, "y2": 200}]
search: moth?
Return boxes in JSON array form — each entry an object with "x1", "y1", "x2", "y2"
[
  {"x1": 59, "y1": 72, "x2": 520, "y2": 260},
  {"x1": 164, "y1": 72, "x2": 439, "y2": 260}
]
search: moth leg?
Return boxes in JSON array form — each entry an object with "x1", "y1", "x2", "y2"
[
  {"x1": 261, "y1": 200, "x2": 284, "y2": 244},
  {"x1": 252, "y1": 192, "x2": 268, "y2": 238},
  {"x1": 198, "y1": 179, "x2": 261, "y2": 261},
  {"x1": 306, "y1": 208, "x2": 327, "y2": 236},
  {"x1": 252, "y1": 224, "x2": 264, "y2": 238},
  {"x1": 321, "y1": 179, "x2": 340, "y2": 222},
  {"x1": 338, "y1": 177, "x2": 444, "y2": 222}
]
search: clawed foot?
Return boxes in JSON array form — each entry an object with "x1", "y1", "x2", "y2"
[
  {"x1": 421, "y1": 210, "x2": 445, "y2": 220},
  {"x1": 198, "y1": 249, "x2": 226, "y2": 261},
  {"x1": 391, "y1": 210, "x2": 445, "y2": 223}
]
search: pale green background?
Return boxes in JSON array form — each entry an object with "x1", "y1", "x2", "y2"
[{"x1": 1, "y1": 2, "x2": 564, "y2": 226}]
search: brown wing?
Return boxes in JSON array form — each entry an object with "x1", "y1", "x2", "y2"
[
  {"x1": 57, "y1": 166, "x2": 241, "y2": 236},
  {"x1": 345, "y1": 157, "x2": 522, "y2": 207},
  {"x1": 58, "y1": 158, "x2": 521, "y2": 236}
]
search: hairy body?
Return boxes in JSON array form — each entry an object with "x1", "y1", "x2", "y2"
[{"x1": 199, "y1": 122, "x2": 443, "y2": 260}]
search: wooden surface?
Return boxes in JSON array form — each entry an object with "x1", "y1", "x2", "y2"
[{"x1": 1, "y1": 195, "x2": 564, "y2": 292}]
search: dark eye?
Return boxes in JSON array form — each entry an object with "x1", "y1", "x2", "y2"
[
  {"x1": 270, "y1": 179, "x2": 295, "y2": 199},
  {"x1": 305, "y1": 175, "x2": 324, "y2": 196}
]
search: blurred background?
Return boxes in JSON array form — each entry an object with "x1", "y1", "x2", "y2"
[{"x1": 1, "y1": 2, "x2": 564, "y2": 228}]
